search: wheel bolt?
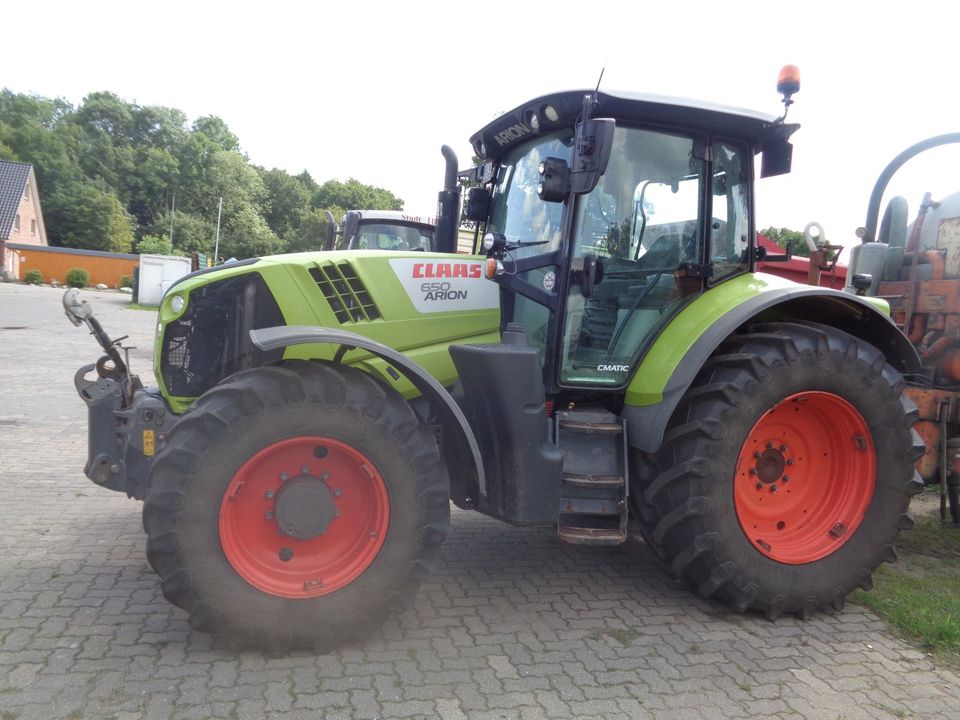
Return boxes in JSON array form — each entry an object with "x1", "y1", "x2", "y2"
[
  {"x1": 782, "y1": 475, "x2": 790, "y2": 483},
  {"x1": 265, "y1": 489, "x2": 274, "y2": 499},
  {"x1": 301, "y1": 465, "x2": 309, "y2": 474},
  {"x1": 321, "y1": 471, "x2": 331, "y2": 481},
  {"x1": 333, "y1": 488, "x2": 342, "y2": 497},
  {"x1": 334, "y1": 509, "x2": 341, "y2": 517},
  {"x1": 265, "y1": 511, "x2": 274, "y2": 520},
  {"x1": 749, "y1": 468, "x2": 758, "y2": 476},
  {"x1": 770, "y1": 485, "x2": 778, "y2": 493},
  {"x1": 754, "y1": 452, "x2": 761, "y2": 459},
  {"x1": 756, "y1": 482, "x2": 764, "y2": 490},
  {"x1": 279, "y1": 547, "x2": 293, "y2": 562},
  {"x1": 766, "y1": 442, "x2": 773, "y2": 449},
  {"x1": 279, "y1": 472, "x2": 288, "y2": 482},
  {"x1": 786, "y1": 459, "x2": 794, "y2": 466},
  {"x1": 780, "y1": 445, "x2": 788, "y2": 453}
]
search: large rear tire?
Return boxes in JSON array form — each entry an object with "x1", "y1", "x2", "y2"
[
  {"x1": 636, "y1": 322, "x2": 924, "y2": 619},
  {"x1": 142, "y1": 361, "x2": 449, "y2": 652}
]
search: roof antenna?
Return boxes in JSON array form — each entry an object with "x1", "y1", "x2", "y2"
[{"x1": 583, "y1": 60, "x2": 607, "y2": 123}]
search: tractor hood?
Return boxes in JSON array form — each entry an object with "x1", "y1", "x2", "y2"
[{"x1": 155, "y1": 251, "x2": 501, "y2": 412}]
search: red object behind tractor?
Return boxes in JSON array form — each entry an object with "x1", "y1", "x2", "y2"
[
  {"x1": 756, "y1": 231, "x2": 847, "y2": 289},
  {"x1": 803, "y1": 134, "x2": 960, "y2": 527}
]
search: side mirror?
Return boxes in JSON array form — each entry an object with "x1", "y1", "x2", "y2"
[
  {"x1": 571, "y1": 118, "x2": 615, "y2": 194},
  {"x1": 760, "y1": 137, "x2": 794, "y2": 178},
  {"x1": 464, "y1": 187, "x2": 490, "y2": 222},
  {"x1": 322, "y1": 210, "x2": 336, "y2": 251},
  {"x1": 341, "y1": 211, "x2": 361, "y2": 249}
]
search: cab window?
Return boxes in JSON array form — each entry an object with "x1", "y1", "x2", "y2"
[
  {"x1": 709, "y1": 141, "x2": 750, "y2": 283},
  {"x1": 560, "y1": 126, "x2": 704, "y2": 386}
]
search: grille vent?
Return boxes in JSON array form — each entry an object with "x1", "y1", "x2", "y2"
[{"x1": 309, "y1": 262, "x2": 380, "y2": 323}]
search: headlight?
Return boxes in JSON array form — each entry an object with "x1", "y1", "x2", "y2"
[{"x1": 170, "y1": 294, "x2": 185, "y2": 314}]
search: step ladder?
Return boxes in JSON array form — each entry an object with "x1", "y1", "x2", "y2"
[{"x1": 555, "y1": 409, "x2": 628, "y2": 545}]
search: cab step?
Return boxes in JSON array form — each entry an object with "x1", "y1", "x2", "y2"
[
  {"x1": 563, "y1": 473, "x2": 624, "y2": 489},
  {"x1": 558, "y1": 526, "x2": 626, "y2": 546},
  {"x1": 558, "y1": 417, "x2": 623, "y2": 434},
  {"x1": 555, "y1": 409, "x2": 629, "y2": 546}
]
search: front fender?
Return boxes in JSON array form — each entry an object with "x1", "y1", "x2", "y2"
[
  {"x1": 624, "y1": 273, "x2": 920, "y2": 453},
  {"x1": 250, "y1": 325, "x2": 486, "y2": 496}
]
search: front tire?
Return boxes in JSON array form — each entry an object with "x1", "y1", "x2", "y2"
[
  {"x1": 142, "y1": 361, "x2": 449, "y2": 651},
  {"x1": 637, "y1": 322, "x2": 924, "y2": 619}
]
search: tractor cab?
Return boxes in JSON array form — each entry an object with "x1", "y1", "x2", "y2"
[
  {"x1": 462, "y1": 89, "x2": 799, "y2": 392},
  {"x1": 341, "y1": 210, "x2": 436, "y2": 251}
]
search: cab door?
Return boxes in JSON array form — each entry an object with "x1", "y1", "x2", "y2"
[{"x1": 557, "y1": 126, "x2": 707, "y2": 388}]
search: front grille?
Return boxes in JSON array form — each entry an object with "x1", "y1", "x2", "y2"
[
  {"x1": 161, "y1": 272, "x2": 285, "y2": 398},
  {"x1": 310, "y1": 262, "x2": 380, "y2": 323}
]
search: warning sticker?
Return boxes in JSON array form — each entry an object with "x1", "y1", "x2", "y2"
[{"x1": 143, "y1": 430, "x2": 155, "y2": 457}]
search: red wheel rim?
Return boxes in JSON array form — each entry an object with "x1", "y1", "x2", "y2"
[
  {"x1": 219, "y1": 436, "x2": 389, "y2": 598},
  {"x1": 734, "y1": 392, "x2": 875, "y2": 564}
]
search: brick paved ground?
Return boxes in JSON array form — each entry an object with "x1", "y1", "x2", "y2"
[{"x1": 1, "y1": 282, "x2": 960, "y2": 720}]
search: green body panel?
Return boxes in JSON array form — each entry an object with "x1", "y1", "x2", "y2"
[
  {"x1": 155, "y1": 254, "x2": 892, "y2": 417},
  {"x1": 623, "y1": 271, "x2": 890, "y2": 407},
  {"x1": 861, "y1": 294, "x2": 890, "y2": 314},
  {"x1": 156, "y1": 250, "x2": 500, "y2": 414}
]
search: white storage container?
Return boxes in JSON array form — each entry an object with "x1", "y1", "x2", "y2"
[{"x1": 137, "y1": 254, "x2": 192, "y2": 306}]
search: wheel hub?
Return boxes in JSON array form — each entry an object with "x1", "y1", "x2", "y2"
[
  {"x1": 275, "y1": 474, "x2": 337, "y2": 540},
  {"x1": 755, "y1": 446, "x2": 787, "y2": 484},
  {"x1": 218, "y1": 435, "x2": 390, "y2": 598}
]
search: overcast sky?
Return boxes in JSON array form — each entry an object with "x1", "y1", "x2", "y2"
[{"x1": 7, "y1": 1, "x2": 960, "y2": 251}]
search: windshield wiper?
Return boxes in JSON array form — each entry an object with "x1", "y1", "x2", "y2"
[{"x1": 507, "y1": 240, "x2": 552, "y2": 250}]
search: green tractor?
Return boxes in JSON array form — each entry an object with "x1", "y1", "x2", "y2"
[{"x1": 65, "y1": 70, "x2": 923, "y2": 652}]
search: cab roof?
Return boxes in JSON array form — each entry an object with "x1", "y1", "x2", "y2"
[
  {"x1": 469, "y1": 89, "x2": 795, "y2": 161},
  {"x1": 350, "y1": 210, "x2": 436, "y2": 227}
]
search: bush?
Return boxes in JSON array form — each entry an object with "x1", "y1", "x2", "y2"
[
  {"x1": 24, "y1": 269, "x2": 43, "y2": 285},
  {"x1": 66, "y1": 267, "x2": 90, "y2": 288},
  {"x1": 119, "y1": 274, "x2": 133, "y2": 288},
  {"x1": 136, "y1": 234, "x2": 172, "y2": 255}
]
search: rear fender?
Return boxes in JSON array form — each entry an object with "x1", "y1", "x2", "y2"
[
  {"x1": 624, "y1": 275, "x2": 920, "y2": 453},
  {"x1": 250, "y1": 325, "x2": 486, "y2": 497}
]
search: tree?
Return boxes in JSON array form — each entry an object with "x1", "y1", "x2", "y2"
[
  {"x1": 259, "y1": 168, "x2": 311, "y2": 241},
  {"x1": 163, "y1": 211, "x2": 216, "y2": 255},
  {"x1": 51, "y1": 181, "x2": 134, "y2": 253},
  {"x1": 219, "y1": 204, "x2": 283, "y2": 260},
  {"x1": 70, "y1": 92, "x2": 136, "y2": 194},
  {"x1": 313, "y1": 178, "x2": 403, "y2": 214},
  {"x1": 287, "y1": 208, "x2": 340, "y2": 253},
  {"x1": 0, "y1": 89, "x2": 408, "y2": 257},
  {"x1": 192, "y1": 116, "x2": 239, "y2": 152},
  {"x1": 135, "y1": 234, "x2": 173, "y2": 255},
  {"x1": 761, "y1": 226, "x2": 810, "y2": 258}
]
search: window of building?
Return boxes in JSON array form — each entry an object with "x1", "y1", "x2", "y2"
[
  {"x1": 24, "y1": 184, "x2": 31, "y2": 200},
  {"x1": 14, "y1": 214, "x2": 20, "y2": 231},
  {"x1": 31, "y1": 219, "x2": 36, "y2": 235}
]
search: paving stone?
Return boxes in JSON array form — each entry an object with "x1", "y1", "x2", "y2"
[{"x1": 3, "y1": 281, "x2": 960, "y2": 720}]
